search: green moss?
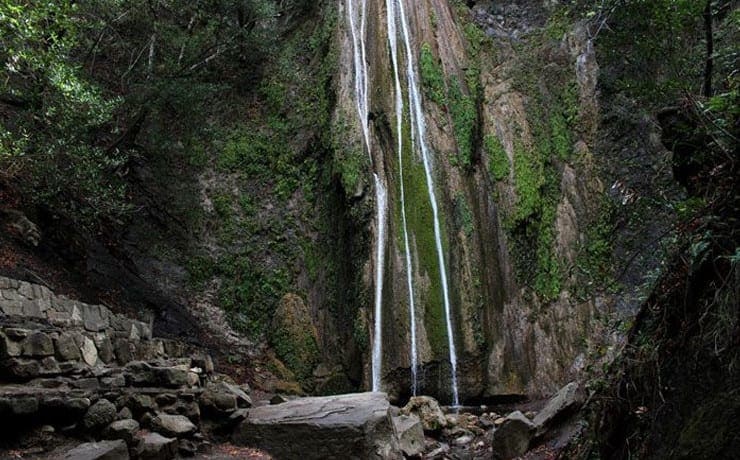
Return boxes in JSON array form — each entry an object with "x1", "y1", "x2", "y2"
[
  {"x1": 454, "y1": 194, "x2": 474, "y2": 238},
  {"x1": 575, "y1": 196, "x2": 619, "y2": 298},
  {"x1": 550, "y1": 111, "x2": 571, "y2": 160},
  {"x1": 533, "y1": 196, "x2": 561, "y2": 300},
  {"x1": 331, "y1": 115, "x2": 368, "y2": 196},
  {"x1": 485, "y1": 134, "x2": 510, "y2": 180},
  {"x1": 270, "y1": 294, "x2": 320, "y2": 383},
  {"x1": 397, "y1": 118, "x2": 449, "y2": 357},
  {"x1": 419, "y1": 43, "x2": 447, "y2": 106},
  {"x1": 448, "y1": 76, "x2": 477, "y2": 169},
  {"x1": 677, "y1": 392, "x2": 740, "y2": 459},
  {"x1": 511, "y1": 141, "x2": 545, "y2": 223},
  {"x1": 215, "y1": 252, "x2": 292, "y2": 336},
  {"x1": 186, "y1": 255, "x2": 215, "y2": 286}
]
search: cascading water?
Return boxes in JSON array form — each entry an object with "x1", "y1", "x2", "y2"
[
  {"x1": 386, "y1": 0, "x2": 419, "y2": 396},
  {"x1": 393, "y1": 0, "x2": 460, "y2": 406},
  {"x1": 347, "y1": 0, "x2": 387, "y2": 393},
  {"x1": 371, "y1": 173, "x2": 387, "y2": 392},
  {"x1": 347, "y1": 0, "x2": 459, "y2": 404}
]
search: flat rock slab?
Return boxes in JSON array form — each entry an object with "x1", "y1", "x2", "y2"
[
  {"x1": 233, "y1": 392, "x2": 400, "y2": 459},
  {"x1": 533, "y1": 382, "x2": 581, "y2": 433},
  {"x1": 61, "y1": 440, "x2": 129, "y2": 460}
]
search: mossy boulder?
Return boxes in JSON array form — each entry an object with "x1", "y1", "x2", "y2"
[
  {"x1": 269, "y1": 294, "x2": 320, "y2": 384},
  {"x1": 676, "y1": 392, "x2": 740, "y2": 459}
]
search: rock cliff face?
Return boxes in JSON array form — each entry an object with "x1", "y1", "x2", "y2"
[{"x1": 329, "y1": 0, "x2": 614, "y2": 401}]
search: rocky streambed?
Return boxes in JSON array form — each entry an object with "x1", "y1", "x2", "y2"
[{"x1": 0, "y1": 276, "x2": 583, "y2": 459}]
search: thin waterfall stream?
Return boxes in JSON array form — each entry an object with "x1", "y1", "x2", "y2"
[
  {"x1": 386, "y1": 0, "x2": 419, "y2": 396},
  {"x1": 347, "y1": 0, "x2": 459, "y2": 405},
  {"x1": 393, "y1": 0, "x2": 459, "y2": 406},
  {"x1": 347, "y1": 0, "x2": 387, "y2": 392}
]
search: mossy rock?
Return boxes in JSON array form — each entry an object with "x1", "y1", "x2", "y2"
[
  {"x1": 315, "y1": 370, "x2": 353, "y2": 396},
  {"x1": 676, "y1": 391, "x2": 740, "y2": 459},
  {"x1": 269, "y1": 293, "x2": 321, "y2": 383}
]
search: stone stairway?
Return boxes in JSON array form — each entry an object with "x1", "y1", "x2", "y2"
[{"x1": 0, "y1": 276, "x2": 252, "y2": 459}]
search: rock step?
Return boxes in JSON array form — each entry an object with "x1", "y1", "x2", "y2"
[
  {"x1": 233, "y1": 392, "x2": 415, "y2": 459},
  {"x1": 1, "y1": 317, "x2": 213, "y2": 384}
]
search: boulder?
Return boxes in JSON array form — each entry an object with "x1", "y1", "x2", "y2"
[
  {"x1": 199, "y1": 381, "x2": 251, "y2": 416},
  {"x1": 233, "y1": 392, "x2": 401, "y2": 459},
  {"x1": 490, "y1": 411, "x2": 535, "y2": 459},
  {"x1": 125, "y1": 361, "x2": 190, "y2": 388},
  {"x1": 83, "y1": 399, "x2": 118, "y2": 430},
  {"x1": 94, "y1": 334, "x2": 114, "y2": 364},
  {"x1": 269, "y1": 394, "x2": 289, "y2": 405},
  {"x1": 136, "y1": 432, "x2": 178, "y2": 460},
  {"x1": 151, "y1": 413, "x2": 197, "y2": 438},
  {"x1": 128, "y1": 394, "x2": 156, "y2": 416},
  {"x1": 41, "y1": 396, "x2": 91, "y2": 423},
  {"x1": 165, "y1": 400, "x2": 200, "y2": 423},
  {"x1": 178, "y1": 439, "x2": 197, "y2": 457},
  {"x1": 155, "y1": 394, "x2": 177, "y2": 406},
  {"x1": 533, "y1": 382, "x2": 581, "y2": 434},
  {"x1": 55, "y1": 332, "x2": 82, "y2": 361},
  {"x1": 4, "y1": 358, "x2": 41, "y2": 379},
  {"x1": 103, "y1": 419, "x2": 140, "y2": 445},
  {"x1": 21, "y1": 331, "x2": 54, "y2": 357},
  {"x1": 401, "y1": 396, "x2": 447, "y2": 432},
  {"x1": 0, "y1": 396, "x2": 39, "y2": 416},
  {"x1": 72, "y1": 377, "x2": 101, "y2": 390},
  {"x1": 191, "y1": 355, "x2": 214, "y2": 374},
  {"x1": 117, "y1": 407, "x2": 133, "y2": 420},
  {"x1": 113, "y1": 338, "x2": 135, "y2": 365},
  {"x1": 81, "y1": 336, "x2": 99, "y2": 366},
  {"x1": 0, "y1": 331, "x2": 22, "y2": 358},
  {"x1": 391, "y1": 414, "x2": 424, "y2": 457},
  {"x1": 82, "y1": 304, "x2": 110, "y2": 332},
  {"x1": 61, "y1": 440, "x2": 129, "y2": 460}
]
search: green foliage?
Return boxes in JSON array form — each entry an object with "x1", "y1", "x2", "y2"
[
  {"x1": 331, "y1": 115, "x2": 368, "y2": 196},
  {"x1": 216, "y1": 253, "x2": 291, "y2": 335},
  {"x1": 454, "y1": 194, "x2": 474, "y2": 238},
  {"x1": 511, "y1": 142, "x2": 545, "y2": 223},
  {"x1": 0, "y1": 0, "x2": 128, "y2": 225},
  {"x1": 448, "y1": 76, "x2": 477, "y2": 169},
  {"x1": 419, "y1": 43, "x2": 447, "y2": 106},
  {"x1": 533, "y1": 195, "x2": 561, "y2": 300},
  {"x1": 485, "y1": 134, "x2": 510, "y2": 180},
  {"x1": 419, "y1": 40, "x2": 482, "y2": 170},
  {"x1": 396, "y1": 119, "x2": 449, "y2": 356},
  {"x1": 550, "y1": 111, "x2": 572, "y2": 159},
  {"x1": 597, "y1": 0, "x2": 707, "y2": 104},
  {"x1": 575, "y1": 197, "x2": 619, "y2": 298},
  {"x1": 270, "y1": 298, "x2": 320, "y2": 383}
]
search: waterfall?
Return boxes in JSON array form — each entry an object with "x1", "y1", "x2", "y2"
[
  {"x1": 347, "y1": 0, "x2": 387, "y2": 392},
  {"x1": 386, "y1": 0, "x2": 419, "y2": 395},
  {"x1": 347, "y1": 0, "x2": 370, "y2": 152},
  {"x1": 347, "y1": 0, "x2": 459, "y2": 404},
  {"x1": 393, "y1": 0, "x2": 460, "y2": 406},
  {"x1": 371, "y1": 173, "x2": 387, "y2": 392}
]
